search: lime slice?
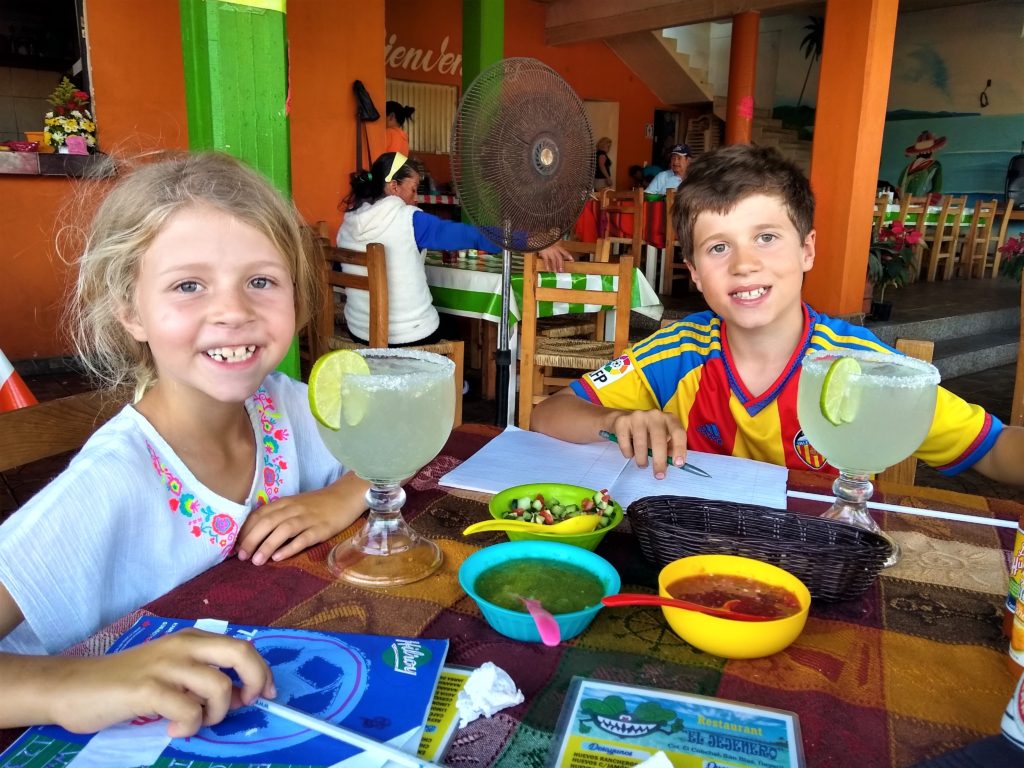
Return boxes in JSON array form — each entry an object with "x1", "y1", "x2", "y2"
[
  {"x1": 819, "y1": 356, "x2": 862, "y2": 426},
  {"x1": 308, "y1": 350, "x2": 370, "y2": 430}
]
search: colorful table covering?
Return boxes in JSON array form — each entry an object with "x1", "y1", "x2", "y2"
[
  {"x1": 881, "y1": 203, "x2": 982, "y2": 228},
  {"x1": 3, "y1": 425, "x2": 1019, "y2": 767},
  {"x1": 424, "y1": 250, "x2": 664, "y2": 325},
  {"x1": 417, "y1": 193, "x2": 460, "y2": 206}
]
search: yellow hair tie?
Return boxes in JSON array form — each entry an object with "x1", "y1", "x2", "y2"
[{"x1": 385, "y1": 152, "x2": 408, "y2": 183}]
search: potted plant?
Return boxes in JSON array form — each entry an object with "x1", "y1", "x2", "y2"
[
  {"x1": 998, "y1": 234, "x2": 1024, "y2": 281},
  {"x1": 867, "y1": 221, "x2": 922, "y2": 321},
  {"x1": 43, "y1": 77, "x2": 97, "y2": 154}
]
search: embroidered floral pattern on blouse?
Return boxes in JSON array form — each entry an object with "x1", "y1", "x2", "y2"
[
  {"x1": 251, "y1": 386, "x2": 290, "y2": 507},
  {"x1": 146, "y1": 385, "x2": 292, "y2": 553},
  {"x1": 147, "y1": 442, "x2": 238, "y2": 554}
]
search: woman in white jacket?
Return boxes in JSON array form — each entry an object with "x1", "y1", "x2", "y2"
[{"x1": 337, "y1": 152, "x2": 571, "y2": 345}]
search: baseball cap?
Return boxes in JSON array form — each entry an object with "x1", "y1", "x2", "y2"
[{"x1": 670, "y1": 144, "x2": 693, "y2": 157}]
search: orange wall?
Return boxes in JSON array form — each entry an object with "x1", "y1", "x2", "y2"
[{"x1": 385, "y1": 0, "x2": 667, "y2": 190}]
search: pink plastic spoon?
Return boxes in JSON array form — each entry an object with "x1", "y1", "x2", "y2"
[
  {"x1": 601, "y1": 593, "x2": 775, "y2": 622},
  {"x1": 518, "y1": 596, "x2": 561, "y2": 645}
]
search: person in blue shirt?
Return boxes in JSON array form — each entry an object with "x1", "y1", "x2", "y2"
[
  {"x1": 645, "y1": 144, "x2": 693, "y2": 196},
  {"x1": 337, "y1": 152, "x2": 571, "y2": 345}
]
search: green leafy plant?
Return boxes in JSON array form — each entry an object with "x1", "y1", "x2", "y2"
[
  {"x1": 998, "y1": 234, "x2": 1024, "y2": 281},
  {"x1": 868, "y1": 221, "x2": 922, "y2": 303}
]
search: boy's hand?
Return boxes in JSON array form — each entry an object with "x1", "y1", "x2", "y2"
[
  {"x1": 48, "y1": 629, "x2": 274, "y2": 737},
  {"x1": 609, "y1": 409, "x2": 687, "y2": 479},
  {"x1": 236, "y1": 472, "x2": 369, "y2": 565}
]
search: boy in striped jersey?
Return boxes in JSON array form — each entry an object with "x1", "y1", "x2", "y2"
[{"x1": 531, "y1": 145, "x2": 1023, "y2": 484}]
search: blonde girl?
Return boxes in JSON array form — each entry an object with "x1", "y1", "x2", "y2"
[{"x1": 0, "y1": 152, "x2": 368, "y2": 736}]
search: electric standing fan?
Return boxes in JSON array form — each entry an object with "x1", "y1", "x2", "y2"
[{"x1": 451, "y1": 57, "x2": 594, "y2": 425}]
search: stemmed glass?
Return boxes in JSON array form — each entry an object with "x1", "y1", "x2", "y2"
[
  {"x1": 796, "y1": 348, "x2": 940, "y2": 567},
  {"x1": 314, "y1": 349, "x2": 455, "y2": 586}
]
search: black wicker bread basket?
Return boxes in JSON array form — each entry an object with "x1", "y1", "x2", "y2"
[{"x1": 627, "y1": 496, "x2": 893, "y2": 601}]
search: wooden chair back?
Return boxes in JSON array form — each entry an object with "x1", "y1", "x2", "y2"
[
  {"x1": 923, "y1": 194, "x2": 967, "y2": 281},
  {"x1": 1013, "y1": 277, "x2": 1024, "y2": 427},
  {"x1": 990, "y1": 199, "x2": 1016, "y2": 277},
  {"x1": 894, "y1": 195, "x2": 930, "y2": 281},
  {"x1": 517, "y1": 254, "x2": 634, "y2": 429},
  {"x1": 662, "y1": 188, "x2": 691, "y2": 293},
  {"x1": 876, "y1": 338, "x2": 934, "y2": 487},
  {"x1": 872, "y1": 194, "x2": 892, "y2": 239},
  {"x1": 0, "y1": 387, "x2": 130, "y2": 474},
  {"x1": 317, "y1": 241, "x2": 464, "y2": 427},
  {"x1": 959, "y1": 199, "x2": 1000, "y2": 278},
  {"x1": 598, "y1": 187, "x2": 645, "y2": 259}
]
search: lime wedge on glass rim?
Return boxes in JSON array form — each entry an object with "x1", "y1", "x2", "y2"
[
  {"x1": 819, "y1": 356, "x2": 862, "y2": 426},
  {"x1": 307, "y1": 350, "x2": 371, "y2": 430}
]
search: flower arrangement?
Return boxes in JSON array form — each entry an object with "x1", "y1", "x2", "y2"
[
  {"x1": 43, "y1": 77, "x2": 96, "y2": 152},
  {"x1": 998, "y1": 234, "x2": 1024, "y2": 282},
  {"x1": 868, "y1": 221, "x2": 922, "y2": 303}
]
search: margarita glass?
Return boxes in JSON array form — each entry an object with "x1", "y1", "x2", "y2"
[
  {"x1": 796, "y1": 348, "x2": 940, "y2": 567},
  {"x1": 315, "y1": 348, "x2": 455, "y2": 586}
]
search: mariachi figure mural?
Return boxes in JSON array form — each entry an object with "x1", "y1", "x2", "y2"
[{"x1": 898, "y1": 130, "x2": 946, "y2": 201}]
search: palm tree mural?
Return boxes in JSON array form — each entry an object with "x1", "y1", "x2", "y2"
[{"x1": 797, "y1": 16, "x2": 824, "y2": 107}]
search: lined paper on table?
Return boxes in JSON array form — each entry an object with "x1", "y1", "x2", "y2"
[{"x1": 438, "y1": 427, "x2": 788, "y2": 509}]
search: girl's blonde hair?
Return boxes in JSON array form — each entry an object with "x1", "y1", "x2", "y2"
[{"x1": 71, "y1": 151, "x2": 322, "y2": 391}]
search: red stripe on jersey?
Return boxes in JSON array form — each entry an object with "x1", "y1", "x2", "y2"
[{"x1": 685, "y1": 357, "x2": 737, "y2": 455}]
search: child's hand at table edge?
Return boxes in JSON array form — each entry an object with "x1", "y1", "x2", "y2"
[
  {"x1": 236, "y1": 471, "x2": 370, "y2": 566},
  {"x1": 538, "y1": 243, "x2": 574, "y2": 272},
  {"x1": 608, "y1": 408, "x2": 688, "y2": 480},
  {"x1": 32, "y1": 629, "x2": 274, "y2": 736}
]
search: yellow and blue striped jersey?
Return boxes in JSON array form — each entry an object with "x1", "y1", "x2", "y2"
[{"x1": 570, "y1": 305, "x2": 1000, "y2": 475}]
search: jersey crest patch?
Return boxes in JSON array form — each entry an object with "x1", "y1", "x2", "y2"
[
  {"x1": 696, "y1": 423, "x2": 723, "y2": 446},
  {"x1": 587, "y1": 354, "x2": 633, "y2": 390},
  {"x1": 793, "y1": 430, "x2": 828, "y2": 470}
]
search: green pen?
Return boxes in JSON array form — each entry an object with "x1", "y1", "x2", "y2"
[{"x1": 599, "y1": 430, "x2": 712, "y2": 478}]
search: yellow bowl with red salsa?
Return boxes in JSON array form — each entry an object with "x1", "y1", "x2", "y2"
[{"x1": 657, "y1": 554, "x2": 810, "y2": 659}]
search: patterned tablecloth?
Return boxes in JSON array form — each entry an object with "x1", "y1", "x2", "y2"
[
  {"x1": 4, "y1": 425, "x2": 1020, "y2": 767},
  {"x1": 424, "y1": 250, "x2": 663, "y2": 325},
  {"x1": 881, "y1": 203, "x2": 981, "y2": 228}
]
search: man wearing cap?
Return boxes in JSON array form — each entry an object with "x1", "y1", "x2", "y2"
[
  {"x1": 898, "y1": 130, "x2": 945, "y2": 201},
  {"x1": 644, "y1": 144, "x2": 693, "y2": 196}
]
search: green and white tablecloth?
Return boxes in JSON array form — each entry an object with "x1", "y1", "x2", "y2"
[
  {"x1": 881, "y1": 203, "x2": 984, "y2": 228},
  {"x1": 424, "y1": 251, "x2": 663, "y2": 325}
]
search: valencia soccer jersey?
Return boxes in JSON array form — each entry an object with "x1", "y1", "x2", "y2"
[{"x1": 570, "y1": 305, "x2": 1001, "y2": 475}]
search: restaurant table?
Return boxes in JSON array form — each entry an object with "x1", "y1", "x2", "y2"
[
  {"x1": 424, "y1": 250, "x2": 663, "y2": 413},
  {"x1": 4, "y1": 424, "x2": 1020, "y2": 767},
  {"x1": 881, "y1": 203, "x2": 979, "y2": 228}
]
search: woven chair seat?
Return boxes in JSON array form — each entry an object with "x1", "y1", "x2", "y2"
[
  {"x1": 537, "y1": 314, "x2": 599, "y2": 339},
  {"x1": 533, "y1": 337, "x2": 615, "y2": 370}
]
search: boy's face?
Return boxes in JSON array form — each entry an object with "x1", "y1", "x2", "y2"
[{"x1": 686, "y1": 193, "x2": 815, "y2": 333}]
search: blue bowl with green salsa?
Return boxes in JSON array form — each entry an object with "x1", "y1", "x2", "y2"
[{"x1": 459, "y1": 540, "x2": 621, "y2": 643}]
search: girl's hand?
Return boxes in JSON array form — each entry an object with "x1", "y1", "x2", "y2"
[
  {"x1": 236, "y1": 472, "x2": 369, "y2": 565},
  {"x1": 48, "y1": 629, "x2": 274, "y2": 737},
  {"x1": 609, "y1": 409, "x2": 688, "y2": 479},
  {"x1": 538, "y1": 244, "x2": 574, "y2": 272}
]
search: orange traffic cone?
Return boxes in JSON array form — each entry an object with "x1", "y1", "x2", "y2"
[{"x1": 0, "y1": 349, "x2": 38, "y2": 412}]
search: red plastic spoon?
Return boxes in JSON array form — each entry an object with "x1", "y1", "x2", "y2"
[{"x1": 601, "y1": 593, "x2": 775, "y2": 622}]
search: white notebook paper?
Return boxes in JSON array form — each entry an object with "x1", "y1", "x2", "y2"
[{"x1": 439, "y1": 427, "x2": 789, "y2": 509}]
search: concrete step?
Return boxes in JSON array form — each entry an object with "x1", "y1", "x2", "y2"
[{"x1": 932, "y1": 328, "x2": 1019, "y2": 379}]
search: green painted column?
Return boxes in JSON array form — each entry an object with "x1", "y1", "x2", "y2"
[
  {"x1": 462, "y1": 0, "x2": 504, "y2": 90},
  {"x1": 179, "y1": 0, "x2": 300, "y2": 378}
]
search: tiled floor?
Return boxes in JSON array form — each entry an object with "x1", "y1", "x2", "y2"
[{"x1": 4, "y1": 276, "x2": 1022, "y2": 515}]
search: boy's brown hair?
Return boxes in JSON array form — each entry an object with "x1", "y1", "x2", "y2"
[{"x1": 671, "y1": 144, "x2": 815, "y2": 264}]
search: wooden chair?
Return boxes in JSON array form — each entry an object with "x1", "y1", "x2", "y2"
[
  {"x1": 876, "y1": 338, "x2": 934, "y2": 487},
  {"x1": 598, "y1": 187, "x2": 645, "y2": 260},
  {"x1": 536, "y1": 237, "x2": 613, "y2": 340},
  {"x1": 517, "y1": 254, "x2": 634, "y2": 429},
  {"x1": 317, "y1": 242, "x2": 464, "y2": 427},
  {"x1": 872, "y1": 193, "x2": 892, "y2": 239},
  {"x1": 0, "y1": 387, "x2": 130, "y2": 474},
  {"x1": 959, "y1": 198, "x2": 1000, "y2": 278},
  {"x1": 661, "y1": 188, "x2": 692, "y2": 294},
  {"x1": 989, "y1": 199, "x2": 1016, "y2": 278},
  {"x1": 894, "y1": 195, "x2": 930, "y2": 282},
  {"x1": 922, "y1": 194, "x2": 967, "y2": 281},
  {"x1": 1013, "y1": 277, "x2": 1024, "y2": 427}
]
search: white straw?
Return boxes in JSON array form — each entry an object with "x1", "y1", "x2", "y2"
[
  {"x1": 786, "y1": 490, "x2": 1019, "y2": 529},
  {"x1": 252, "y1": 698, "x2": 443, "y2": 768}
]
